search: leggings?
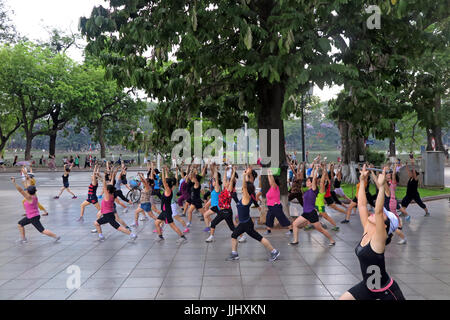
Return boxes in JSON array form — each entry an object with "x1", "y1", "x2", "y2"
[
  {"x1": 330, "y1": 191, "x2": 342, "y2": 205},
  {"x1": 348, "y1": 279, "x2": 405, "y2": 300},
  {"x1": 266, "y1": 204, "x2": 291, "y2": 228},
  {"x1": 115, "y1": 190, "x2": 128, "y2": 203},
  {"x1": 18, "y1": 216, "x2": 45, "y2": 233},
  {"x1": 231, "y1": 219, "x2": 263, "y2": 242},
  {"x1": 178, "y1": 194, "x2": 189, "y2": 207},
  {"x1": 210, "y1": 209, "x2": 235, "y2": 231},
  {"x1": 401, "y1": 193, "x2": 426, "y2": 209},
  {"x1": 97, "y1": 212, "x2": 120, "y2": 229}
]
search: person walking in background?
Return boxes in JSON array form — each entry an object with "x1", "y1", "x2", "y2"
[
  {"x1": 13, "y1": 155, "x2": 18, "y2": 166},
  {"x1": 74, "y1": 155, "x2": 80, "y2": 168}
]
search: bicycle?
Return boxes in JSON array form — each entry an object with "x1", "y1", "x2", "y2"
[{"x1": 126, "y1": 178, "x2": 142, "y2": 204}]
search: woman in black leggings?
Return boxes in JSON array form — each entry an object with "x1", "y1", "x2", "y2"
[
  {"x1": 227, "y1": 168, "x2": 280, "y2": 262},
  {"x1": 340, "y1": 165, "x2": 405, "y2": 300},
  {"x1": 400, "y1": 158, "x2": 429, "y2": 219}
]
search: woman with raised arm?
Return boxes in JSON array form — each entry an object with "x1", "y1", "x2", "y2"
[
  {"x1": 340, "y1": 166, "x2": 404, "y2": 300},
  {"x1": 185, "y1": 168, "x2": 204, "y2": 227},
  {"x1": 202, "y1": 163, "x2": 222, "y2": 232},
  {"x1": 315, "y1": 163, "x2": 340, "y2": 231},
  {"x1": 205, "y1": 165, "x2": 237, "y2": 242},
  {"x1": 154, "y1": 166, "x2": 187, "y2": 244},
  {"x1": 11, "y1": 177, "x2": 60, "y2": 243},
  {"x1": 400, "y1": 158, "x2": 429, "y2": 219},
  {"x1": 226, "y1": 168, "x2": 280, "y2": 261},
  {"x1": 289, "y1": 164, "x2": 336, "y2": 246},
  {"x1": 78, "y1": 164, "x2": 101, "y2": 221},
  {"x1": 263, "y1": 169, "x2": 293, "y2": 235},
  {"x1": 333, "y1": 165, "x2": 353, "y2": 203},
  {"x1": 54, "y1": 163, "x2": 77, "y2": 199},
  {"x1": 21, "y1": 167, "x2": 48, "y2": 216},
  {"x1": 93, "y1": 172, "x2": 137, "y2": 242},
  {"x1": 288, "y1": 161, "x2": 304, "y2": 207},
  {"x1": 385, "y1": 167, "x2": 407, "y2": 245},
  {"x1": 131, "y1": 172, "x2": 159, "y2": 228},
  {"x1": 323, "y1": 163, "x2": 347, "y2": 215},
  {"x1": 170, "y1": 168, "x2": 190, "y2": 233}
]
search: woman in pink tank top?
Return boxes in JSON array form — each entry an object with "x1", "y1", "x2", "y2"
[{"x1": 11, "y1": 178, "x2": 59, "y2": 244}]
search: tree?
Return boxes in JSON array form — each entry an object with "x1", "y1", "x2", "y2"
[
  {"x1": 0, "y1": 0, "x2": 16, "y2": 43},
  {"x1": 74, "y1": 61, "x2": 146, "y2": 158},
  {"x1": 80, "y1": 0, "x2": 364, "y2": 199}
]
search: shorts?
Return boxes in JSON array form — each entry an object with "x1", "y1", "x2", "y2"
[
  {"x1": 266, "y1": 204, "x2": 291, "y2": 228},
  {"x1": 231, "y1": 219, "x2": 263, "y2": 242},
  {"x1": 315, "y1": 205, "x2": 325, "y2": 213},
  {"x1": 171, "y1": 203, "x2": 179, "y2": 217},
  {"x1": 325, "y1": 196, "x2": 334, "y2": 205},
  {"x1": 330, "y1": 191, "x2": 342, "y2": 205},
  {"x1": 203, "y1": 191, "x2": 211, "y2": 201},
  {"x1": 140, "y1": 202, "x2": 152, "y2": 212},
  {"x1": 210, "y1": 209, "x2": 235, "y2": 231},
  {"x1": 87, "y1": 196, "x2": 98, "y2": 204},
  {"x1": 302, "y1": 210, "x2": 319, "y2": 223},
  {"x1": 348, "y1": 279, "x2": 405, "y2": 300},
  {"x1": 187, "y1": 198, "x2": 203, "y2": 209},
  {"x1": 210, "y1": 206, "x2": 220, "y2": 214},
  {"x1": 63, "y1": 183, "x2": 69, "y2": 188},
  {"x1": 18, "y1": 216, "x2": 44, "y2": 233},
  {"x1": 157, "y1": 210, "x2": 174, "y2": 224},
  {"x1": 96, "y1": 212, "x2": 120, "y2": 229}
]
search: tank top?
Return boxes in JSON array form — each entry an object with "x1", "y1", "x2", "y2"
[
  {"x1": 334, "y1": 178, "x2": 341, "y2": 188},
  {"x1": 315, "y1": 192, "x2": 326, "y2": 207},
  {"x1": 24, "y1": 196, "x2": 40, "y2": 219},
  {"x1": 191, "y1": 185, "x2": 201, "y2": 201},
  {"x1": 325, "y1": 182, "x2": 332, "y2": 198},
  {"x1": 62, "y1": 174, "x2": 69, "y2": 185},
  {"x1": 236, "y1": 198, "x2": 251, "y2": 223},
  {"x1": 303, "y1": 188, "x2": 318, "y2": 213},
  {"x1": 101, "y1": 195, "x2": 115, "y2": 214},
  {"x1": 406, "y1": 178, "x2": 418, "y2": 195},
  {"x1": 140, "y1": 188, "x2": 151, "y2": 203},
  {"x1": 161, "y1": 190, "x2": 173, "y2": 214},
  {"x1": 211, "y1": 189, "x2": 220, "y2": 207},
  {"x1": 266, "y1": 186, "x2": 281, "y2": 206},
  {"x1": 218, "y1": 189, "x2": 232, "y2": 210},
  {"x1": 355, "y1": 237, "x2": 390, "y2": 289},
  {"x1": 88, "y1": 183, "x2": 98, "y2": 197}
]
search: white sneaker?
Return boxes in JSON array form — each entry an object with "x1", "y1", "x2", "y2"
[
  {"x1": 238, "y1": 235, "x2": 247, "y2": 243},
  {"x1": 91, "y1": 229, "x2": 98, "y2": 233},
  {"x1": 123, "y1": 208, "x2": 129, "y2": 213},
  {"x1": 176, "y1": 237, "x2": 187, "y2": 244},
  {"x1": 98, "y1": 235, "x2": 105, "y2": 242},
  {"x1": 397, "y1": 239, "x2": 407, "y2": 245},
  {"x1": 139, "y1": 216, "x2": 148, "y2": 221},
  {"x1": 205, "y1": 235, "x2": 215, "y2": 243},
  {"x1": 186, "y1": 222, "x2": 192, "y2": 227}
]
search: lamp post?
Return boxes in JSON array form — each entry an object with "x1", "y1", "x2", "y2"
[{"x1": 301, "y1": 84, "x2": 314, "y2": 162}]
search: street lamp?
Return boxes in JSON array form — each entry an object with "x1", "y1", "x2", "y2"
[{"x1": 301, "y1": 84, "x2": 314, "y2": 162}]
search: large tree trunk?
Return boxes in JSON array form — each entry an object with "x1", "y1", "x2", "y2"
[
  {"x1": 389, "y1": 122, "x2": 396, "y2": 157},
  {"x1": 48, "y1": 131, "x2": 57, "y2": 157},
  {"x1": 338, "y1": 120, "x2": 366, "y2": 164},
  {"x1": 426, "y1": 95, "x2": 445, "y2": 152},
  {"x1": 257, "y1": 81, "x2": 290, "y2": 218},
  {"x1": 24, "y1": 131, "x2": 33, "y2": 160},
  {"x1": 97, "y1": 120, "x2": 106, "y2": 159}
]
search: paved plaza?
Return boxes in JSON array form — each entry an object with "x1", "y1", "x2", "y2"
[{"x1": 0, "y1": 171, "x2": 449, "y2": 300}]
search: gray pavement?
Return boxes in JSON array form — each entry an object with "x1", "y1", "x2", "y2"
[{"x1": 0, "y1": 171, "x2": 449, "y2": 300}]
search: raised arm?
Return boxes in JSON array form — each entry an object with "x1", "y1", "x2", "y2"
[
  {"x1": 371, "y1": 168, "x2": 388, "y2": 253},
  {"x1": 138, "y1": 172, "x2": 150, "y2": 191},
  {"x1": 267, "y1": 169, "x2": 277, "y2": 189},
  {"x1": 162, "y1": 166, "x2": 171, "y2": 195},
  {"x1": 11, "y1": 177, "x2": 32, "y2": 201},
  {"x1": 311, "y1": 165, "x2": 318, "y2": 191},
  {"x1": 319, "y1": 164, "x2": 327, "y2": 193},
  {"x1": 357, "y1": 164, "x2": 370, "y2": 227},
  {"x1": 227, "y1": 166, "x2": 236, "y2": 192},
  {"x1": 410, "y1": 159, "x2": 417, "y2": 180}
]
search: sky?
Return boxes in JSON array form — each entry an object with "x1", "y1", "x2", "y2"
[{"x1": 5, "y1": 0, "x2": 343, "y2": 101}]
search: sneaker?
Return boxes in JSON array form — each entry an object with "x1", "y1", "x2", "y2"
[
  {"x1": 55, "y1": 236, "x2": 61, "y2": 242},
  {"x1": 139, "y1": 216, "x2": 148, "y2": 221},
  {"x1": 331, "y1": 226, "x2": 340, "y2": 232},
  {"x1": 91, "y1": 229, "x2": 98, "y2": 233},
  {"x1": 155, "y1": 236, "x2": 164, "y2": 242},
  {"x1": 72, "y1": 196, "x2": 77, "y2": 199},
  {"x1": 304, "y1": 225, "x2": 313, "y2": 231},
  {"x1": 405, "y1": 215, "x2": 411, "y2": 222},
  {"x1": 269, "y1": 249, "x2": 280, "y2": 261},
  {"x1": 53, "y1": 196, "x2": 59, "y2": 199},
  {"x1": 321, "y1": 223, "x2": 328, "y2": 229},
  {"x1": 340, "y1": 219, "x2": 350, "y2": 224},
  {"x1": 226, "y1": 252, "x2": 239, "y2": 261},
  {"x1": 424, "y1": 212, "x2": 430, "y2": 217},
  {"x1": 186, "y1": 222, "x2": 192, "y2": 227},
  {"x1": 98, "y1": 235, "x2": 105, "y2": 241},
  {"x1": 328, "y1": 242, "x2": 336, "y2": 247},
  {"x1": 397, "y1": 238, "x2": 407, "y2": 245},
  {"x1": 238, "y1": 235, "x2": 247, "y2": 243},
  {"x1": 205, "y1": 235, "x2": 215, "y2": 243},
  {"x1": 288, "y1": 241, "x2": 299, "y2": 246},
  {"x1": 183, "y1": 228, "x2": 190, "y2": 233},
  {"x1": 203, "y1": 227, "x2": 210, "y2": 232},
  {"x1": 180, "y1": 213, "x2": 186, "y2": 217},
  {"x1": 18, "y1": 238, "x2": 28, "y2": 244},
  {"x1": 285, "y1": 230, "x2": 293, "y2": 236},
  {"x1": 176, "y1": 236, "x2": 187, "y2": 244},
  {"x1": 123, "y1": 208, "x2": 128, "y2": 213},
  {"x1": 129, "y1": 234, "x2": 138, "y2": 241},
  {"x1": 130, "y1": 222, "x2": 139, "y2": 228},
  {"x1": 77, "y1": 216, "x2": 84, "y2": 222},
  {"x1": 263, "y1": 230, "x2": 271, "y2": 236}
]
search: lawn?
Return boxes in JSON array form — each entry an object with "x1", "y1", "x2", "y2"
[{"x1": 340, "y1": 183, "x2": 450, "y2": 199}]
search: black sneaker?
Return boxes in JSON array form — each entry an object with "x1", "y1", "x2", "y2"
[
  {"x1": 226, "y1": 252, "x2": 239, "y2": 261},
  {"x1": 341, "y1": 219, "x2": 350, "y2": 224}
]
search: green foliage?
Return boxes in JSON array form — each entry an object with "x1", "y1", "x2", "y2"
[{"x1": 366, "y1": 148, "x2": 386, "y2": 166}]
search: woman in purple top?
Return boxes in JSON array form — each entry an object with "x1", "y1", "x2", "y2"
[
  {"x1": 11, "y1": 177, "x2": 60, "y2": 244},
  {"x1": 289, "y1": 165, "x2": 336, "y2": 246}
]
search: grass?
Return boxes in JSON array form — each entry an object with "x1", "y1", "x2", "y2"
[{"x1": 340, "y1": 183, "x2": 450, "y2": 199}]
